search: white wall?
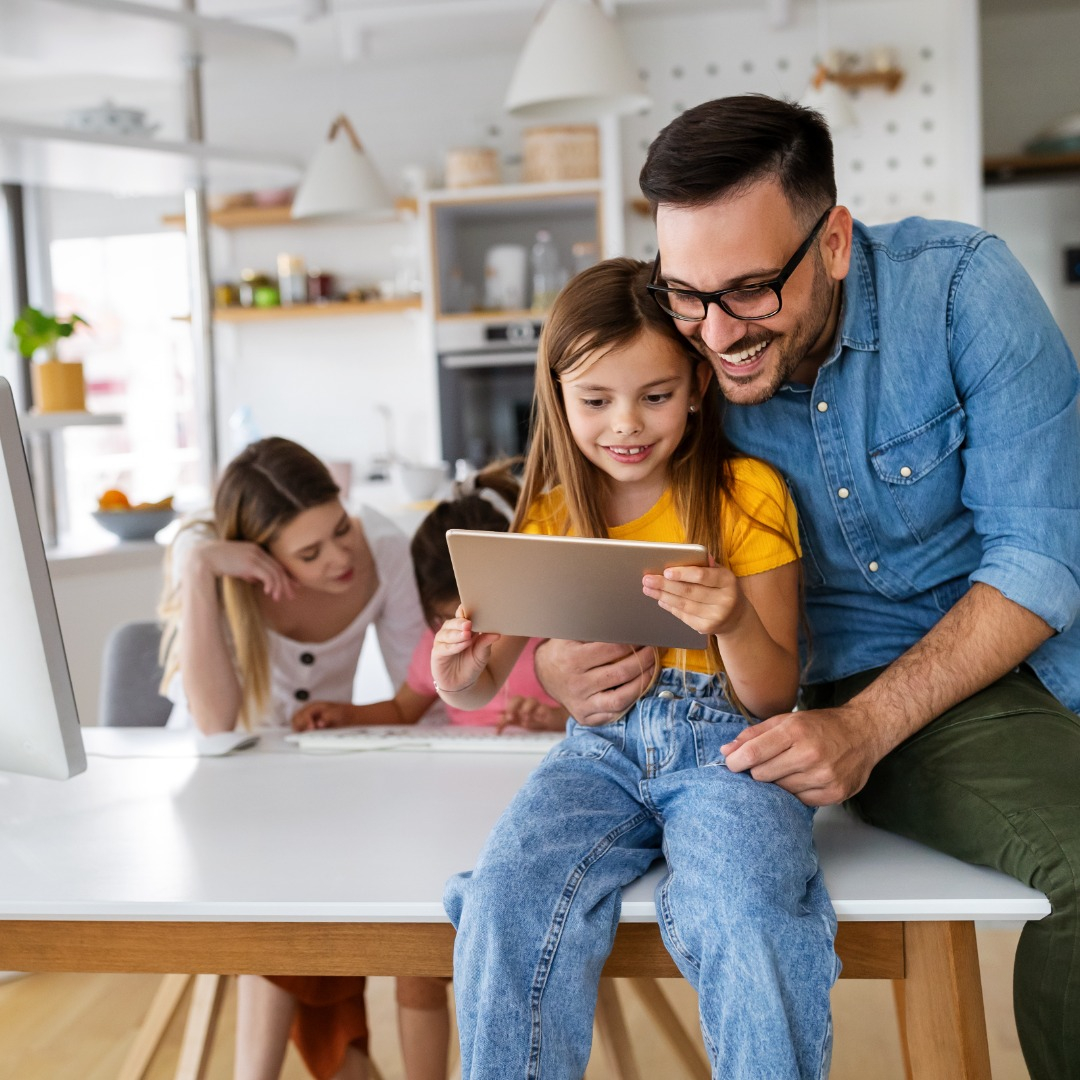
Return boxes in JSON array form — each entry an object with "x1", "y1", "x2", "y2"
[
  {"x1": 984, "y1": 182, "x2": 1080, "y2": 357},
  {"x1": 981, "y1": 6, "x2": 1080, "y2": 157},
  {"x1": 49, "y1": 551, "x2": 164, "y2": 727}
]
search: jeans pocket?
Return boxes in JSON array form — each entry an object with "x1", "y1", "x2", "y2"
[
  {"x1": 685, "y1": 701, "x2": 747, "y2": 768},
  {"x1": 557, "y1": 717, "x2": 626, "y2": 760}
]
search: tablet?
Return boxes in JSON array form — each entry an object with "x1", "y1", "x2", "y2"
[{"x1": 446, "y1": 529, "x2": 710, "y2": 650}]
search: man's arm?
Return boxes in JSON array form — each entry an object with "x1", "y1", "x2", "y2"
[{"x1": 721, "y1": 582, "x2": 1054, "y2": 805}]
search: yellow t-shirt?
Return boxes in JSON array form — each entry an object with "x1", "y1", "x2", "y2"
[{"x1": 521, "y1": 457, "x2": 801, "y2": 675}]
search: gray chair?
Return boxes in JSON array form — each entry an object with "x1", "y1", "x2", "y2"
[{"x1": 98, "y1": 620, "x2": 172, "y2": 728}]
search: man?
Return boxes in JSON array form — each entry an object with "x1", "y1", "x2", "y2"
[{"x1": 535, "y1": 95, "x2": 1080, "y2": 1080}]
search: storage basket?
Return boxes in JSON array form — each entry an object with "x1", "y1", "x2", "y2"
[
  {"x1": 445, "y1": 147, "x2": 501, "y2": 189},
  {"x1": 522, "y1": 125, "x2": 600, "y2": 183}
]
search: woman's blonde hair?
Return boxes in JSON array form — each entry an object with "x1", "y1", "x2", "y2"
[
  {"x1": 513, "y1": 257, "x2": 775, "y2": 683},
  {"x1": 159, "y1": 437, "x2": 340, "y2": 729}
]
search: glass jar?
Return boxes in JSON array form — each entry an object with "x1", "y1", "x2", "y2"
[
  {"x1": 277, "y1": 253, "x2": 308, "y2": 306},
  {"x1": 239, "y1": 269, "x2": 271, "y2": 308}
]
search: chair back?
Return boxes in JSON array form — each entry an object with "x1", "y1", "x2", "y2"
[{"x1": 98, "y1": 620, "x2": 173, "y2": 727}]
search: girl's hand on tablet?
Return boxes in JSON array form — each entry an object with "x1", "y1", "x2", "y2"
[
  {"x1": 642, "y1": 558, "x2": 748, "y2": 638},
  {"x1": 431, "y1": 605, "x2": 500, "y2": 694}
]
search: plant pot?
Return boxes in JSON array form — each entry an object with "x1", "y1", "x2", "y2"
[{"x1": 32, "y1": 360, "x2": 86, "y2": 413}]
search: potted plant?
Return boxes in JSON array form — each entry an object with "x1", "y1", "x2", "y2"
[{"x1": 10, "y1": 306, "x2": 90, "y2": 413}]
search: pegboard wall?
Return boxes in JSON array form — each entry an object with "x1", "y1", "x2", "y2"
[{"x1": 618, "y1": 0, "x2": 981, "y2": 260}]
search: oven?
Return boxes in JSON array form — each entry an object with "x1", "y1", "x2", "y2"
[{"x1": 436, "y1": 318, "x2": 543, "y2": 468}]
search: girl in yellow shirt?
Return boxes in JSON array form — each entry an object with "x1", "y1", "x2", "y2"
[{"x1": 435, "y1": 259, "x2": 838, "y2": 1080}]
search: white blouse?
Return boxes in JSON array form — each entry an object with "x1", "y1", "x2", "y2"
[{"x1": 166, "y1": 506, "x2": 426, "y2": 731}]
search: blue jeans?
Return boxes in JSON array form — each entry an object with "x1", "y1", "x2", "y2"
[{"x1": 444, "y1": 669, "x2": 839, "y2": 1080}]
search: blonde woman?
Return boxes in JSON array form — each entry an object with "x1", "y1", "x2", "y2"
[{"x1": 160, "y1": 437, "x2": 425, "y2": 1080}]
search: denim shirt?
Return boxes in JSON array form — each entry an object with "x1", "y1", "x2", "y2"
[{"x1": 723, "y1": 218, "x2": 1080, "y2": 712}]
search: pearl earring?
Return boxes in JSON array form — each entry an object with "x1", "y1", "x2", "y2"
[{"x1": 689, "y1": 404, "x2": 698, "y2": 414}]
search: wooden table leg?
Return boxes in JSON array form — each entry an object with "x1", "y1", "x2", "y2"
[
  {"x1": 595, "y1": 979, "x2": 643, "y2": 1080},
  {"x1": 117, "y1": 973, "x2": 191, "y2": 1080},
  {"x1": 892, "y1": 979, "x2": 914, "y2": 1080},
  {"x1": 174, "y1": 973, "x2": 227, "y2": 1080},
  {"x1": 901, "y1": 921, "x2": 992, "y2": 1079},
  {"x1": 625, "y1": 978, "x2": 710, "y2": 1079}
]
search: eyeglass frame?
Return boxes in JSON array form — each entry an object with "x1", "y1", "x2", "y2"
[{"x1": 646, "y1": 206, "x2": 835, "y2": 323}]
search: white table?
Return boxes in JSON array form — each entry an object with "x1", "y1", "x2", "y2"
[{"x1": 0, "y1": 730, "x2": 1049, "y2": 1077}]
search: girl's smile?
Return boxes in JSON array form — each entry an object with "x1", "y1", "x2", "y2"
[{"x1": 602, "y1": 443, "x2": 654, "y2": 464}]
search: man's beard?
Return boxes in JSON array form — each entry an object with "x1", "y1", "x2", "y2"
[{"x1": 690, "y1": 258, "x2": 836, "y2": 406}]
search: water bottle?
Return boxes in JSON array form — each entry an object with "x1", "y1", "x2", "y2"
[
  {"x1": 530, "y1": 230, "x2": 562, "y2": 312},
  {"x1": 228, "y1": 406, "x2": 262, "y2": 455}
]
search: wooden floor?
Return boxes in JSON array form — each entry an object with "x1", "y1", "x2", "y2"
[{"x1": 0, "y1": 929, "x2": 1029, "y2": 1079}]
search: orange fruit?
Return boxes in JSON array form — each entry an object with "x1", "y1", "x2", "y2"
[{"x1": 98, "y1": 488, "x2": 131, "y2": 511}]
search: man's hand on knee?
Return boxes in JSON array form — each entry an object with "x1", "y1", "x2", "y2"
[
  {"x1": 720, "y1": 703, "x2": 885, "y2": 806},
  {"x1": 534, "y1": 639, "x2": 657, "y2": 726}
]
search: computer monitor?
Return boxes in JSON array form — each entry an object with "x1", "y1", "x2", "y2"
[{"x1": 0, "y1": 376, "x2": 86, "y2": 779}]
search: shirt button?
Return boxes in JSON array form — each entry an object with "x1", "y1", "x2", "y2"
[
  {"x1": 868, "y1": 561, "x2": 879, "y2": 573},
  {"x1": 300, "y1": 652, "x2": 315, "y2": 665},
  {"x1": 899, "y1": 466, "x2": 912, "y2": 478},
  {"x1": 837, "y1": 487, "x2": 850, "y2": 499},
  {"x1": 657, "y1": 690, "x2": 676, "y2": 700},
  {"x1": 816, "y1": 401, "x2": 829, "y2": 412},
  {"x1": 295, "y1": 689, "x2": 310, "y2": 702}
]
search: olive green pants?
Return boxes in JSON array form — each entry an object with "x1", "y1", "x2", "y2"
[{"x1": 803, "y1": 667, "x2": 1080, "y2": 1080}]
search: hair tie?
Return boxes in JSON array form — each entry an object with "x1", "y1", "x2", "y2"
[{"x1": 452, "y1": 472, "x2": 478, "y2": 499}]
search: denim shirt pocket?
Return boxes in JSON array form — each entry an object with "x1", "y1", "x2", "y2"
[{"x1": 869, "y1": 404, "x2": 966, "y2": 542}]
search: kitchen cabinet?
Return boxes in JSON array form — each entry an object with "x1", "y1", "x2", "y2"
[
  {"x1": 424, "y1": 180, "x2": 603, "y2": 320},
  {"x1": 983, "y1": 151, "x2": 1080, "y2": 186}
]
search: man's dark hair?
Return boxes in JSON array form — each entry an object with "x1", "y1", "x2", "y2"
[{"x1": 639, "y1": 94, "x2": 836, "y2": 225}]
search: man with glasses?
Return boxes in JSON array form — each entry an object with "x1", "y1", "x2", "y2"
[{"x1": 535, "y1": 94, "x2": 1079, "y2": 1080}]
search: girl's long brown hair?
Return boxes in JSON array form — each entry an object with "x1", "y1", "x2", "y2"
[
  {"x1": 513, "y1": 257, "x2": 750, "y2": 678},
  {"x1": 159, "y1": 437, "x2": 340, "y2": 729}
]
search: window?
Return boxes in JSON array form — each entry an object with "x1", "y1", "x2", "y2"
[{"x1": 49, "y1": 232, "x2": 198, "y2": 544}]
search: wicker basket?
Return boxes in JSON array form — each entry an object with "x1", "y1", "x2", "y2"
[
  {"x1": 522, "y1": 125, "x2": 600, "y2": 183},
  {"x1": 445, "y1": 147, "x2": 501, "y2": 189}
]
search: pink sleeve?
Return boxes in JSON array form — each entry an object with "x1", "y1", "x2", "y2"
[
  {"x1": 406, "y1": 627, "x2": 437, "y2": 697},
  {"x1": 504, "y1": 639, "x2": 561, "y2": 707}
]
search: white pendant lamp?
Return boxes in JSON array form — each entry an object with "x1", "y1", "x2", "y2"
[
  {"x1": 504, "y1": 0, "x2": 650, "y2": 121},
  {"x1": 291, "y1": 114, "x2": 392, "y2": 220}
]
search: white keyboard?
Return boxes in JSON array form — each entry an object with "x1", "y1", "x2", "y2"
[{"x1": 286, "y1": 724, "x2": 563, "y2": 755}]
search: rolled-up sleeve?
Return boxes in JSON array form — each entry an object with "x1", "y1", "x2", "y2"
[{"x1": 951, "y1": 236, "x2": 1080, "y2": 632}]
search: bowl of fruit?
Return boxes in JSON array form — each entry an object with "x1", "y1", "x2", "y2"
[{"x1": 92, "y1": 489, "x2": 176, "y2": 541}]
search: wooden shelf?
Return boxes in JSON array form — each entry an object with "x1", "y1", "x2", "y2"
[
  {"x1": 812, "y1": 67, "x2": 904, "y2": 94},
  {"x1": 162, "y1": 197, "x2": 418, "y2": 230},
  {"x1": 422, "y1": 179, "x2": 602, "y2": 208},
  {"x1": 436, "y1": 309, "x2": 542, "y2": 323},
  {"x1": 983, "y1": 150, "x2": 1080, "y2": 185},
  {"x1": 203, "y1": 299, "x2": 421, "y2": 323}
]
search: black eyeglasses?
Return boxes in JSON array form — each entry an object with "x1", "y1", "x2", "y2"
[{"x1": 647, "y1": 206, "x2": 834, "y2": 323}]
